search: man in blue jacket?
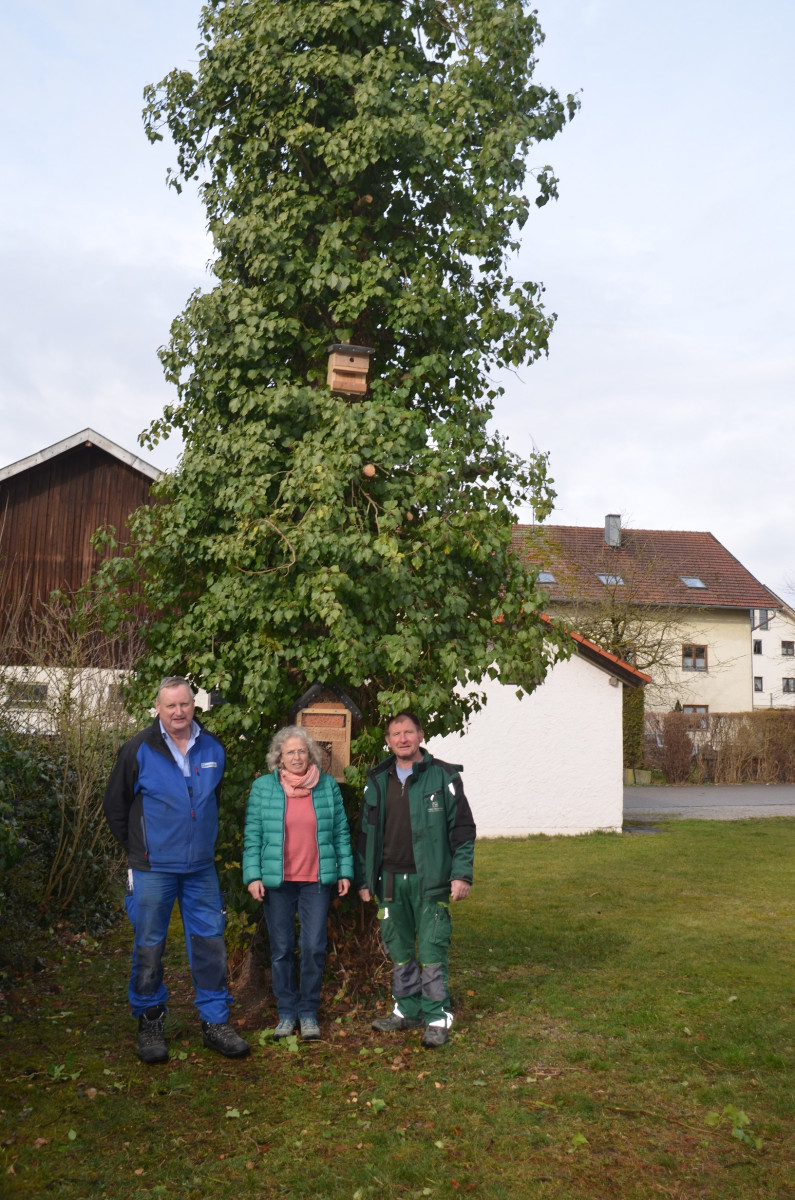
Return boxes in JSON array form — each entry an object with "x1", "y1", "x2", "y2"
[{"x1": 103, "y1": 676, "x2": 249, "y2": 1063}]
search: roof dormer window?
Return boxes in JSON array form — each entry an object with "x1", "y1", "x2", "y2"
[
  {"x1": 597, "y1": 573, "x2": 624, "y2": 586},
  {"x1": 537, "y1": 571, "x2": 556, "y2": 584},
  {"x1": 681, "y1": 576, "x2": 706, "y2": 588}
]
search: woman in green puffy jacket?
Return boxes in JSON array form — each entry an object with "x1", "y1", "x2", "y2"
[{"x1": 242, "y1": 726, "x2": 353, "y2": 1041}]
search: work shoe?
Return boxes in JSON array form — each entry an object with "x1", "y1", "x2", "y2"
[
  {"x1": 273, "y1": 1017, "x2": 297, "y2": 1038},
  {"x1": 371, "y1": 1013, "x2": 424, "y2": 1033},
  {"x1": 201, "y1": 1021, "x2": 250, "y2": 1058},
  {"x1": 300, "y1": 1017, "x2": 321, "y2": 1040},
  {"x1": 421, "y1": 1025, "x2": 449, "y2": 1049},
  {"x1": 137, "y1": 1005, "x2": 168, "y2": 1064}
]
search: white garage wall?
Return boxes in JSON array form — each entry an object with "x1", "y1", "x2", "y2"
[{"x1": 425, "y1": 654, "x2": 625, "y2": 837}]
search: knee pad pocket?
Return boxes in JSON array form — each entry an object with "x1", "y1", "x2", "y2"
[
  {"x1": 134, "y1": 939, "x2": 165, "y2": 996},
  {"x1": 190, "y1": 934, "x2": 228, "y2": 992}
]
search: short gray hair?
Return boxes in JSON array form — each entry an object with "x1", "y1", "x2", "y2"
[
  {"x1": 156, "y1": 676, "x2": 194, "y2": 702},
  {"x1": 267, "y1": 725, "x2": 323, "y2": 772}
]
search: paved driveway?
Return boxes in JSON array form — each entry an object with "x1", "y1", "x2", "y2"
[{"x1": 624, "y1": 783, "x2": 795, "y2": 821}]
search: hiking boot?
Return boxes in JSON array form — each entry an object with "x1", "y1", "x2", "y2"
[
  {"x1": 137, "y1": 1005, "x2": 168, "y2": 1064},
  {"x1": 421, "y1": 1025, "x2": 449, "y2": 1048},
  {"x1": 300, "y1": 1017, "x2": 321, "y2": 1040},
  {"x1": 371, "y1": 1013, "x2": 424, "y2": 1033},
  {"x1": 273, "y1": 1017, "x2": 297, "y2": 1038},
  {"x1": 201, "y1": 1021, "x2": 250, "y2": 1058}
]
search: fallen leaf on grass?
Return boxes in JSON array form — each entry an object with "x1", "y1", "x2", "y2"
[
  {"x1": 33, "y1": 1138, "x2": 48, "y2": 1148},
  {"x1": 85, "y1": 1088, "x2": 97, "y2": 1101}
]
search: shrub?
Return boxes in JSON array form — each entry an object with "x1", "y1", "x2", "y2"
[{"x1": 644, "y1": 710, "x2": 795, "y2": 785}]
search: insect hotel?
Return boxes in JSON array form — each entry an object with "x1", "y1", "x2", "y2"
[{"x1": 289, "y1": 683, "x2": 363, "y2": 782}]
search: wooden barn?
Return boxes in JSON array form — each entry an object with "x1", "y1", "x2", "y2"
[{"x1": 0, "y1": 429, "x2": 160, "y2": 645}]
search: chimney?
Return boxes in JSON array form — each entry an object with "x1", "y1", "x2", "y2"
[{"x1": 605, "y1": 514, "x2": 621, "y2": 548}]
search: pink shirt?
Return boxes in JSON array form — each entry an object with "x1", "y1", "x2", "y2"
[{"x1": 282, "y1": 793, "x2": 319, "y2": 882}]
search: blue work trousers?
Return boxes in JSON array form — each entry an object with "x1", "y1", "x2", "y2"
[
  {"x1": 263, "y1": 882, "x2": 332, "y2": 1021},
  {"x1": 125, "y1": 865, "x2": 233, "y2": 1024}
]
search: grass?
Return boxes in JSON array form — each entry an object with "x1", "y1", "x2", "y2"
[{"x1": 2, "y1": 819, "x2": 794, "y2": 1199}]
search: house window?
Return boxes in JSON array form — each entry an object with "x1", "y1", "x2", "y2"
[
  {"x1": 682, "y1": 705, "x2": 708, "y2": 713},
  {"x1": 681, "y1": 576, "x2": 706, "y2": 589},
  {"x1": 754, "y1": 609, "x2": 770, "y2": 631},
  {"x1": 597, "y1": 573, "x2": 625, "y2": 586},
  {"x1": 537, "y1": 571, "x2": 556, "y2": 584},
  {"x1": 783, "y1": 679, "x2": 795, "y2": 694},
  {"x1": 753, "y1": 640, "x2": 762, "y2": 655},
  {"x1": 782, "y1": 641, "x2": 794, "y2": 656},
  {"x1": 6, "y1": 682, "x2": 48, "y2": 709},
  {"x1": 682, "y1": 645, "x2": 707, "y2": 671},
  {"x1": 754, "y1": 677, "x2": 764, "y2": 692}
]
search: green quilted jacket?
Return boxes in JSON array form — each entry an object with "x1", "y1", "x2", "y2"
[{"x1": 242, "y1": 770, "x2": 354, "y2": 888}]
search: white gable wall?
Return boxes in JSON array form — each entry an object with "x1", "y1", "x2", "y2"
[{"x1": 425, "y1": 653, "x2": 624, "y2": 837}]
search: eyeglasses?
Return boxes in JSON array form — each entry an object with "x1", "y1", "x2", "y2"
[{"x1": 283, "y1": 749, "x2": 309, "y2": 757}]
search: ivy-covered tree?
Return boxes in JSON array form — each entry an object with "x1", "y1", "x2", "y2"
[{"x1": 109, "y1": 0, "x2": 577, "y2": 756}]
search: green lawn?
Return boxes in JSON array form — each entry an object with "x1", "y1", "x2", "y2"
[{"x1": 2, "y1": 820, "x2": 794, "y2": 1199}]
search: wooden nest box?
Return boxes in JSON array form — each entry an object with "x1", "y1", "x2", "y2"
[
  {"x1": 327, "y1": 343, "x2": 374, "y2": 396},
  {"x1": 290, "y1": 683, "x2": 364, "y2": 782}
]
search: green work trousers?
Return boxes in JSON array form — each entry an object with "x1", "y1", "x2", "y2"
[{"x1": 377, "y1": 871, "x2": 453, "y2": 1027}]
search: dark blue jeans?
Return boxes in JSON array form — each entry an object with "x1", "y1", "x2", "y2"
[{"x1": 263, "y1": 882, "x2": 331, "y2": 1021}]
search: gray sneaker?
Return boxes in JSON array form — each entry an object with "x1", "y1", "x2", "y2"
[
  {"x1": 300, "y1": 1017, "x2": 321, "y2": 1040},
  {"x1": 137, "y1": 1005, "x2": 168, "y2": 1064},
  {"x1": 201, "y1": 1021, "x2": 250, "y2": 1058},
  {"x1": 371, "y1": 1013, "x2": 424, "y2": 1033},
  {"x1": 273, "y1": 1017, "x2": 297, "y2": 1038}
]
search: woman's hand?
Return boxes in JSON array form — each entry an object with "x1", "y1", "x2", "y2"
[
  {"x1": 247, "y1": 880, "x2": 265, "y2": 901},
  {"x1": 337, "y1": 878, "x2": 351, "y2": 897}
]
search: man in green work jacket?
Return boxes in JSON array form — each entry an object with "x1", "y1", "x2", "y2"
[{"x1": 355, "y1": 711, "x2": 475, "y2": 1048}]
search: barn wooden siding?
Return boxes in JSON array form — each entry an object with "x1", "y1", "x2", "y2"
[{"x1": 0, "y1": 443, "x2": 154, "y2": 641}]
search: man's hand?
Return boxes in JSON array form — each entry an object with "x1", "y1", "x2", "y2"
[
  {"x1": 338, "y1": 878, "x2": 351, "y2": 897},
  {"x1": 358, "y1": 887, "x2": 372, "y2": 903},
  {"x1": 450, "y1": 880, "x2": 470, "y2": 901},
  {"x1": 247, "y1": 881, "x2": 265, "y2": 901}
]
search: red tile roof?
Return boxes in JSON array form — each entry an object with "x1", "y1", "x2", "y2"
[{"x1": 513, "y1": 525, "x2": 778, "y2": 610}]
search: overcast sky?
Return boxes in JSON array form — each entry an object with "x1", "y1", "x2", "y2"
[{"x1": 2, "y1": 0, "x2": 793, "y2": 598}]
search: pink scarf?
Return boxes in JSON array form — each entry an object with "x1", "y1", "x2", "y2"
[{"x1": 279, "y1": 763, "x2": 320, "y2": 798}]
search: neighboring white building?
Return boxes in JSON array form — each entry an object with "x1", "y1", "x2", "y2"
[
  {"x1": 425, "y1": 634, "x2": 649, "y2": 838},
  {"x1": 751, "y1": 597, "x2": 795, "y2": 710}
]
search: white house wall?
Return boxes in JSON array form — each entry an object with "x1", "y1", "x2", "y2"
[
  {"x1": 425, "y1": 654, "x2": 624, "y2": 838},
  {"x1": 0, "y1": 664, "x2": 211, "y2": 735},
  {"x1": 645, "y1": 609, "x2": 752, "y2": 714}
]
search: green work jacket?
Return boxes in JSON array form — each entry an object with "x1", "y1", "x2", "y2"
[{"x1": 354, "y1": 750, "x2": 475, "y2": 900}]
